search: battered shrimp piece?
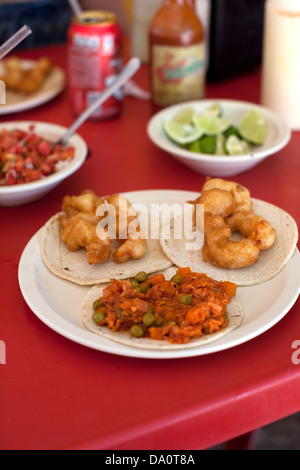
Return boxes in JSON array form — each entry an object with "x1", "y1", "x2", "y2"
[
  {"x1": 112, "y1": 237, "x2": 148, "y2": 263},
  {"x1": 59, "y1": 191, "x2": 147, "y2": 265},
  {"x1": 19, "y1": 69, "x2": 45, "y2": 94},
  {"x1": 61, "y1": 190, "x2": 105, "y2": 216},
  {"x1": 59, "y1": 190, "x2": 111, "y2": 264},
  {"x1": 203, "y1": 214, "x2": 260, "y2": 269},
  {"x1": 1, "y1": 56, "x2": 53, "y2": 94},
  {"x1": 226, "y1": 211, "x2": 275, "y2": 250},
  {"x1": 196, "y1": 189, "x2": 236, "y2": 217},
  {"x1": 0, "y1": 56, "x2": 23, "y2": 90},
  {"x1": 106, "y1": 194, "x2": 147, "y2": 263},
  {"x1": 106, "y1": 194, "x2": 133, "y2": 239},
  {"x1": 202, "y1": 178, "x2": 252, "y2": 212},
  {"x1": 35, "y1": 57, "x2": 52, "y2": 75},
  {"x1": 60, "y1": 212, "x2": 111, "y2": 264},
  {"x1": 18, "y1": 57, "x2": 53, "y2": 93}
]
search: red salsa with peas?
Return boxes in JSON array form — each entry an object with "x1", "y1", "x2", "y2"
[
  {"x1": 92, "y1": 267, "x2": 237, "y2": 344},
  {"x1": 0, "y1": 126, "x2": 74, "y2": 185}
]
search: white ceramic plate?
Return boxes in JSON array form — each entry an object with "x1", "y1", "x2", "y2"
[
  {"x1": 0, "y1": 121, "x2": 88, "y2": 206},
  {"x1": 18, "y1": 190, "x2": 300, "y2": 359},
  {"x1": 0, "y1": 60, "x2": 65, "y2": 114},
  {"x1": 147, "y1": 99, "x2": 291, "y2": 177}
]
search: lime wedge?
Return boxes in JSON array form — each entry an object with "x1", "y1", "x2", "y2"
[
  {"x1": 188, "y1": 135, "x2": 216, "y2": 154},
  {"x1": 225, "y1": 135, "x2": 247, "y2": 155},
  {"x1": 215, "y1": 134, "x2": 226, "y2": 155},
  {"x1": 172, "y1": 107, "x2": 194, "y2": 125},
  {"x1": 163, "y1": 120, "x2": 204, "y2": 145},
  {"x1": 224, "y1": 125, "x2": 241, "y2": 139},
  {"x1": 199, "y1": 135, "x2": 216, "y2": 154},
  {"x1": 192, "y1": 114, "x2": 231, "y2": 135},
  {"x1": 239, "y1": 109, "x2": 266, "y2": 145},
  {"x1": 188, "y1": 140, "x2": 201, "y2": 153},
  {"x1": 202, "y1": 103, "x2": 222, "y2": 117}
]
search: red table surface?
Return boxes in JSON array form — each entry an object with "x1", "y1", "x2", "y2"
[{"x1": 1, "y1": 44, "x2": 300, "y2": 451}]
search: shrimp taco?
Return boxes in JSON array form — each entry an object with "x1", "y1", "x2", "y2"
[
  {"x1": 160, "y1": 179, "x2": 298, "y2": 286},
  {"x1": 81, "y1": 266, "x2": 243, "y2": 350},
  {"x1": 40, "y1": 190, "x2": 172, "y2": 285}
]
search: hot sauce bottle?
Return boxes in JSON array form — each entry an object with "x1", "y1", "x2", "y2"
[{"x1": 149, "y1": 0, "x2": 205, "y2": 109}]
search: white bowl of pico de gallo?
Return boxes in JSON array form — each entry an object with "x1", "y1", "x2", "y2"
[{"x1": 0, "y1": 121, "x2": 88, "y2": 206}]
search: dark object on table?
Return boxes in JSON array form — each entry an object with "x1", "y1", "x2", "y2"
[
  {"x1": 0, "y1": 0, "x2": 72, "y2": 49},
  {"x1": 207, "y1": 0, "x2": 265, "y2": 81}
]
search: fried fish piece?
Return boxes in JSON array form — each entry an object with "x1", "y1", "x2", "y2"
[
  {"x1": 106, "y1": 194, "x2": 147, "y2": 263},
  {"x1": 61, "y1": 190, "x2": 105, "y2": 216},
  {"x1": 58, "y1": 191, "x2": 147, "y2": 265},
  {"x1": 59, "y1": 190, "x2": 111, "y2": 265},
  {"x1": 59, "y1": 211, "x2": 111, "y2": 265}
]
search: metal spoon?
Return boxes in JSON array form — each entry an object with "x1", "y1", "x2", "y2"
[{"x1": 58, "y1": 56, "x2": 141, "y2": 147}]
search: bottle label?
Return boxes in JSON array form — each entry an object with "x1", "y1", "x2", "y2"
[{"x1": 151, "y1": 43, "x2": 205, "y2": 106}]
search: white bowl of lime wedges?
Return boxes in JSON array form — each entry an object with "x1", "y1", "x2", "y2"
[{"x1": 147, "y1": 99, "x2": 291, "y2": 177}]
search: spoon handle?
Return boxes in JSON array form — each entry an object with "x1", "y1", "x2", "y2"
[{"x1": 60, "y1": 57, "x2": 141, "y2": 146}]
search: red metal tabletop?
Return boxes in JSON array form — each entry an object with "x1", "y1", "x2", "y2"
[{"x1": 0, "y1": 44, "x2": 300, "y2": 450}]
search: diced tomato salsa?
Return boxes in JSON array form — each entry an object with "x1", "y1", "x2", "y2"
[
  {"x1": 92, "y1": 267, "x2": 237, "y2": 344},
  {"x1": 0, "y1": 126, "x2": 75, "y2": 185}
]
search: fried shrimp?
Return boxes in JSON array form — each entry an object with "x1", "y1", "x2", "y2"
[
  {"x1": 106, "y1": 194, "x2": 134, "y2": 239},
  {"x1": 226, "y1": 211, "x2": 276, "y2": 250},
  {"x1": 112, "y1": 237, "x2": 148, "y2": 263},
  {"x1": 106, "y1": 194, "x2": 147, "y2": 263},
  {"x1": 59, "y1": 191, "x2": 111, "y2": 264},
  {"x1": 196, "y1": 188, "x2": 236, "y2": 217},
  {"x1": 192, "y1": 178, "x2": 276, "y2": 269},
  {"x1": 0, "y1": 56, "x2": 53, "y2": 94},
  {"x1": 61, "y1": 190, "x2": 105, "y2": 216},
  {"x1": 202, "y1": 177, "x2": 252, "y2": 212},
  {"x1": 203, "y1": 214, "x2": 260, "y2": 269},
  {"x1": 60, "y1": 212, "x2": 111, "y2": 264},
  {"x1": 58, "y1": 190, "x2": 147, "y2": 265}
]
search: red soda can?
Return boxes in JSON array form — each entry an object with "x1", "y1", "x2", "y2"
[{"x1": 67, "y1": 10, "x2": 123, "y2": 119}]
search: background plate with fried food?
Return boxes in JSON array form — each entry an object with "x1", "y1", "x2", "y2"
[{"x1": 0, "y1": 59, "x2": 65, "y2": 114}]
